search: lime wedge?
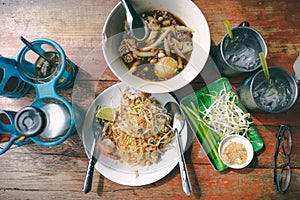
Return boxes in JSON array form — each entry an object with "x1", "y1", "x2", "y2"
[{"x1": 96, "y1": 107, "x2": 116, "y2": 122}]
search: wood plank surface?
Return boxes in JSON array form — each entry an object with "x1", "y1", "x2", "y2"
[{"x1": 0, "y1": 0, "x2": 299, "y2": 199}]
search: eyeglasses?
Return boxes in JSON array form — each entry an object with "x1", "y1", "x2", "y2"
[{"x1": 273, "y1": 125, "x2": 292, "y2": 194}]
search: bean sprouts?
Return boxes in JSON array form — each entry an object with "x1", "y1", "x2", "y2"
[{"x1": 186, "y1": 88, "x2": 252, "y2": 139}]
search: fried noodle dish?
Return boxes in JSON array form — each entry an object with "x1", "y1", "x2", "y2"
[{"x1": 97, "y1": 88, "x2": 175, "y2": 166}]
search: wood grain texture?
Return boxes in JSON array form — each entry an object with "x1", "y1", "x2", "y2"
[{"x1": 0, "y1": 0, "x2": 299, "y2": 199}]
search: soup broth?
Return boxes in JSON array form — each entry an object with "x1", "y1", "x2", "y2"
[{"x1": 118, "y1": 10, "x2": 193, "y2": 81}]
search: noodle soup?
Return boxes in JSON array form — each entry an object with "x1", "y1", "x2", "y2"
[
  {"x1": 118, "y1": 10, "x2": 193, "y2": 81},
  {"x1": 103, "y1": 0, "x2": 211, "y2": 93}
]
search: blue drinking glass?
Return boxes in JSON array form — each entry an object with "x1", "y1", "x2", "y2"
[
  {"x1": 17, "y1": 38, "x2": 78, "y2": 90},
  {"x1": 0, "y1": 56, "x2": 31, "y2": 98}
]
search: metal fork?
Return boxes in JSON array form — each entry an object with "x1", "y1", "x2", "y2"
[{"x1": 82, "y1": 107, "x2": 103, "y2": 194}]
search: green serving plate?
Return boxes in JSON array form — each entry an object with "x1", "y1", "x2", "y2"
[{"x1": 180, "y1": 77, "x2": 264, "y2": 171}]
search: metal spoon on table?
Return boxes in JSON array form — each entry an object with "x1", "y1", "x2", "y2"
[
  {"x1": 165, "y1": 102, "x2": 192, "y2": 196},
  {"x1": 120, "y1": 0, "x2": 148, "y2": 41}
]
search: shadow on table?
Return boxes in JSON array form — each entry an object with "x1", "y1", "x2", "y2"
[
  {"x1": 97, "y1": 174, "x2": 105, "y2": 196},
  {"x1": 185, "y1": 144, "x2": 202, "y2": 198}
]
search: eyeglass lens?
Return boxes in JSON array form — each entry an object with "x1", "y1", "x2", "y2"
[{"x1": 274, "y1": 125, "x2": 292, "y2": 193}]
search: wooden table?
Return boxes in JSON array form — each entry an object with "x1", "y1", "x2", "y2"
[{"x1": 1, "y1": 0, "x2": 299, "y2": 199}]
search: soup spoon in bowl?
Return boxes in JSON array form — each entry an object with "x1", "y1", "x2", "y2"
[{"x1": 120, "y1": 0, "x2": 149, "y2": 41}]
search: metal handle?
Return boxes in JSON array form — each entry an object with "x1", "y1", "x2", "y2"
[
  {"x1": 239, "y1": 21, "x2": 250, "y2": 27},
  {"x1": 82, "y1": 122, "x2": 101, "y2": 194},
  {"x1": 121, "y1": 0, "x2": 139, "y2": 18},
  {"x1": 120, "y1": 0, "x2": 147, "y2": 40},
  {"x1": 82, "y1": 156, "x2": 96, "y2": 194},
  {"x1": 20, "y1": 36, "x2": 56, "y2": 69},
  {"x1": 121, "y1": 0, "x2": 134, "y2": 27},
  {"x1": 175, "y1": 128, "x2": 192, "y2": 196}
]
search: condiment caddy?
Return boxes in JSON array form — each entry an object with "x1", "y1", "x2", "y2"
[{"x1": 0, "y1": 38, "x2": 78, "y2": 155}]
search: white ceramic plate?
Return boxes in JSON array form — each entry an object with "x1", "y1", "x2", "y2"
[
  {"x1": 102, "y1": 0, "x2": 211, "y2": 93},
  {"x1": 82, "y1": 82, "x2": 188, "y2": 186}
]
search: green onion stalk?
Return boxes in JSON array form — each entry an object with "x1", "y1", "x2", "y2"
[{"x1": 181, "y1": 103, "x2": 226, "y2": 170}]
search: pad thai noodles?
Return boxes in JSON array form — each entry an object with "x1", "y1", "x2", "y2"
[
  {"x1": 96, "y1": 87, "x2": 175, "y2": 166},
  {"x1": 118, "y1": 10, "x2": 194, "y2": 81}
]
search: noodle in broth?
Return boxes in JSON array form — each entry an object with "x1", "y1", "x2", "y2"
[{"x1": 118, "y1": 10, "x2": 194, "y2": 81}]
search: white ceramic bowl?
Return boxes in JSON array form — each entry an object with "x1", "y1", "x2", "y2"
[
  {"x1": 102, "y1": 0, "x2": 210, "y2": 93},
  {"x1": 218, "y1": 135, "x2": 254, "y2": 169}
]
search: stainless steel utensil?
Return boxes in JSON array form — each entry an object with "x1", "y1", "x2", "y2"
[
  {"x1": 165, "y1": 102, "x2": 192, "y2": 196},
  {"x1": 82, "y1": 114, "x2": 103, "y2": 194},
  {"x1": 120, "y1": 0, "x2": 148, "y2": 41},
  {"x1": 20, "y1": 36, "x2": 56, "y2": 69}
]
